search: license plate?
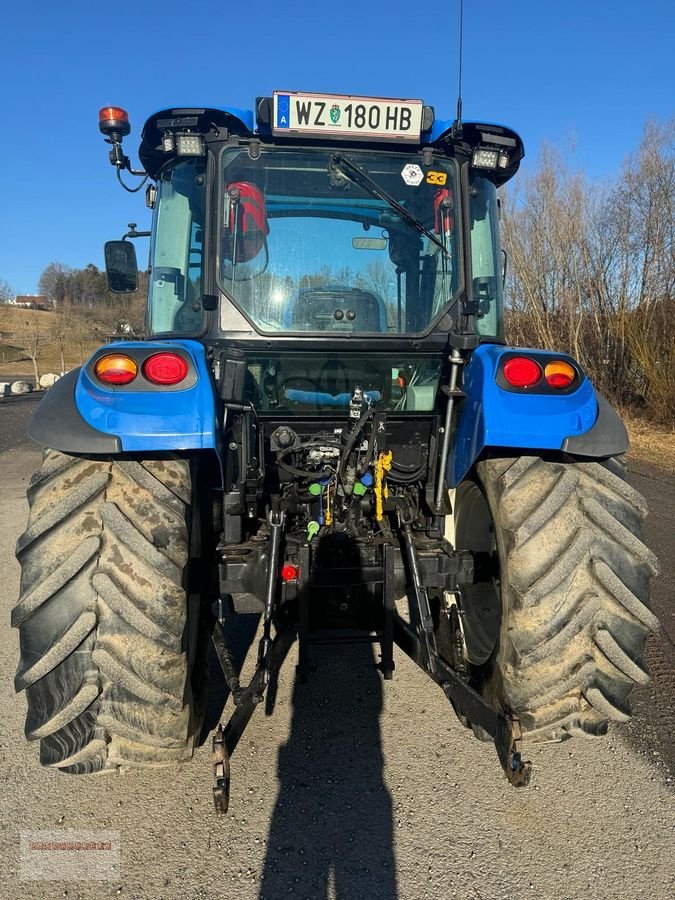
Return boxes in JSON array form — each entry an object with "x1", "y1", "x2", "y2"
[{"x1": 273, "y1": 91, "x2": 423, "y2": 142}]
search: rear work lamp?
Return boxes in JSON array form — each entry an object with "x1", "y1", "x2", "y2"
[
  {"x1": 176, "y1": 133, "x2": 205, "y2": 156},
  {"x1": 472, "y1": 148, "x2": 499, "y2": 169},
  {"x1": 472, "y1": 147, "x2": 510, "y2": 171}
]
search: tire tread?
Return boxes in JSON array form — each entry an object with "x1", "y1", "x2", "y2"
[
  {"x1": 12, "y1": 452, "x2": 199, "y2": 771},
  {"x1": 475, "y1": 455, "x2": 658, "y2": 743}
]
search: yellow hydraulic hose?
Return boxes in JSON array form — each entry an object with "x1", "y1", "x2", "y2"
[{"x1": 375, "y1": 451, "x2": 392, "y2": 521}]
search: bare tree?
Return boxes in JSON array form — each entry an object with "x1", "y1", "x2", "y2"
[
  {"x1": 68, "y1": 311, "x2": 100, "y2": 365},
  {"x1": 502, "y1": 119, "x2": 675, "y2": 424},
  {"x1": 607, "y1": 118, "x2": 675, "y2": 421},
  {"x1": 502, "y1": 146, "x2": 600, "y2": 357},
  {"x1": 610, "y1": 119, "x2": 675, "y2": 310},
  {"x1": 0, "y1": 278, "x2": 13, "y2": 304},
  {"x1": 38, "y1": 263, "x2": 72, "y2": 307},
  {"x1": 14, "y1": 315, "x2": 44, "y2": 385},
  {"x1": 48, "y1": 304, "x2": 73, "y2": 373}
]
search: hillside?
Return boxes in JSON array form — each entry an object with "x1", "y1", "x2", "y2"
[
  {"x1": 0, "y1": 304, "x2": 54, "y2": 337},
  {"x1": 0, "y1": 305, "x2": 103, "y2": 376}
]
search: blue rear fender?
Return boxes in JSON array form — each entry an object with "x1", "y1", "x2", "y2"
[
  {"x1": 77, "y1": 340, "x2": 219, "y2": 452},
  {"x1": 28, "y1": 340, "x2": 221, "y2": 456},
  {"x1": 449, "y1": 344, "x2": 628, "y2": 487}
]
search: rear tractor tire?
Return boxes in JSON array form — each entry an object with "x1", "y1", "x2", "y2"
[
  {"x1": 12, "y1": 450, "x2": 205, "y2": 773},
  {"x1": 448, "y1": 455, "x2": 659, "y2": 743}
]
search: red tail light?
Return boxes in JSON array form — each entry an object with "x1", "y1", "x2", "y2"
[
  {"x1": 502, "y1": 357, "x2": 542, "y2": 388},
  {"x1": 281, "y1": 564, "x2": 298, "y2": 582},
  {"x1": 142, "y1": 353, "x2": 189, "y2": 386}
]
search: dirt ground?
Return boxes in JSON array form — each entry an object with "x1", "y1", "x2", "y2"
[
  {"x1": 623, "y1": 413, "x2": 675, "y2": 478},
  {"x1": 0, "y1": 402, "x2": 673, "y2": 900}
]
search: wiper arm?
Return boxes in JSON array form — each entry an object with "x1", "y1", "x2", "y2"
[{"x1": 330, "y1": 153, "x2": 449, "y2": 257}]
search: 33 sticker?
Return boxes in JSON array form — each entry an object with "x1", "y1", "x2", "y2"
[{"x1": 426, "y1": 170, "x2": 447, "y2": 186}]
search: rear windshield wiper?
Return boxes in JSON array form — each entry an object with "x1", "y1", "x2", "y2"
[{"x1": 329, "y1": 153, "x2": 449, "y2": 257}]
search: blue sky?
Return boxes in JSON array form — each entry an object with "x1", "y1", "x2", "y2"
[{"x1": 1, "y1": 0, "x2": 672, "y2": 294}]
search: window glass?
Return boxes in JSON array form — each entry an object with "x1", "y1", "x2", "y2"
[
  {"x1": 243, "y1": 353, "x2": 441, "y2": 413},
  {"x1": 469, "y1": 176, "x2": 503, "y2": 339},
  {"x1": 218, "y1": 149, "x2": 460, "y2": 335},
  {"x1": 148, "y1": 159, "x2": 206, "y2": 334}
]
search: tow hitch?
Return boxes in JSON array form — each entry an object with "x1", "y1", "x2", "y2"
[
  {"x1": 211, "y1": 510, "x2": 296, "y2": 813},
  {"x1": 210, "y1": 516, "x2": 530, "y2": 813}
]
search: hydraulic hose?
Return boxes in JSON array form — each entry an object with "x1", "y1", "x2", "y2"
[
  {"x1": 276, "y1": 441, "x2": 341, "y2": 480},
  {"x1": 338, "y1": 408, "x2": 373, "y2": 483},
  {"x1": 357, "y1": 414, "x2": 379, "y2": 476}
]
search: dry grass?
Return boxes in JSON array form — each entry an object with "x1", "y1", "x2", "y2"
[
  {"x1": 622, "y1": 411, "x2": 675, "y2": 477},
  {"x1": 0, "y1": 305, "x2": 53, "y2": 335},
  {"x1": 0, "y1": 306, "x2": 99, "y2": 376}
]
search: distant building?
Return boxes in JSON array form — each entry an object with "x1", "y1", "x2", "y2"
[{"x1": 14, "y1": 295, "x2": 50, "y2": 310}]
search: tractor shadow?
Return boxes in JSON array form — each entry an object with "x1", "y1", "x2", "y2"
[{"x1": 259, "y1": 640, "x2": 398, "y2": 900}]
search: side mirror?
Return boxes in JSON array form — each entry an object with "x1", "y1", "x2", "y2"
[
  {"x1": 501, "y1": 248, "x2": 508, "y2": 287},
  {"x1": 105, "y1": 240, "x2": 138, "y2": 293}
]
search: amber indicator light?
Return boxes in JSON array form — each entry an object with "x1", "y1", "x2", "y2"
[
  {"x1": 94, "y1": 354, "x2": 138, "y2": 385},
  {"x1": 544, "y1": 361, "x2": 576, "y2": 389}
]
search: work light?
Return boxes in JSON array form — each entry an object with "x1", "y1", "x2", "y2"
[
  {"x1": 471, "y1": 148, "x2": 499, "y2": 170},
  {"x1": 176, "y1": 133, "x2": 205, "y2": 156}
]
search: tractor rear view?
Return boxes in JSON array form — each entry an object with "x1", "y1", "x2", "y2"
[{"x1": 13, "y1": 92, "x2": 659, "y2": 808}]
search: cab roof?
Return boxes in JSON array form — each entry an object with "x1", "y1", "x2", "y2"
[{"x1": 139, "y1": 104, "x2": 524, "y2": 184}]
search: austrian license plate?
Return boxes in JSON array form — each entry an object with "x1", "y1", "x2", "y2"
[{"x1": 272, "y1": 91, "x2": 423, "y2": 142}]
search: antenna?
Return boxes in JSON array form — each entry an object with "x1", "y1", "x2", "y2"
[{"x1": 452, "y1": 0, "x2": 464, "y2": 137}]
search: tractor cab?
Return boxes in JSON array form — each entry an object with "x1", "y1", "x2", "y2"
[{"x1": 100, "y1": 93, "x2": 523, "y2": 356}]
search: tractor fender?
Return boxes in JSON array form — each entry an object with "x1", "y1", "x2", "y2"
[
  {"x1": 28, "y1": 368, "x2": 122, "y2": 454},
  {"x1": 28, "y1": 340, "x2": 220, "y2": 455},
  {"x1": 560, "y1": 394, "x2": 629, "y2": 457},
  {"x1": 449, "y1": 344, "x2": 628, "y2": 487}
]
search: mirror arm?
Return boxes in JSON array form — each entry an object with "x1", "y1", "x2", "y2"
[
  {"x1": 122, "y1": 223, "x2": 151, "y2": 240},
  {"x1": 126, "y1": 164, "x2": 147, "y2": 177}
]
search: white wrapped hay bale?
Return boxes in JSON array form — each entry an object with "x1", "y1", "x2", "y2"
[
  {"x1": 10, "y1": 381, "x2": 33, "y2": 394},
  {"x1": 39, "y1": 373, "x2": 60, "y2": 389}
]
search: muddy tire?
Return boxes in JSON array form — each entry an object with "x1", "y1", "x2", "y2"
[
  {"x1": 12, "y1": 451, "x2": 204, "y2": 773},
  {"x1": 451, "y1": 456, "x2": 659, "y2": 743}
]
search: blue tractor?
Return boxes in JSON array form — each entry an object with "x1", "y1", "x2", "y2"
[{"x1": 13, "y1": 93, "x2": 659, "y2": 808}]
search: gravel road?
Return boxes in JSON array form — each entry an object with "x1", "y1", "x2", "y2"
[
  {"x1": 0, "y1": 392, "x2": 41, "y2": 454},
  {"x1": 0, "y1": 403, "x2": 673, "y2": 900}
]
